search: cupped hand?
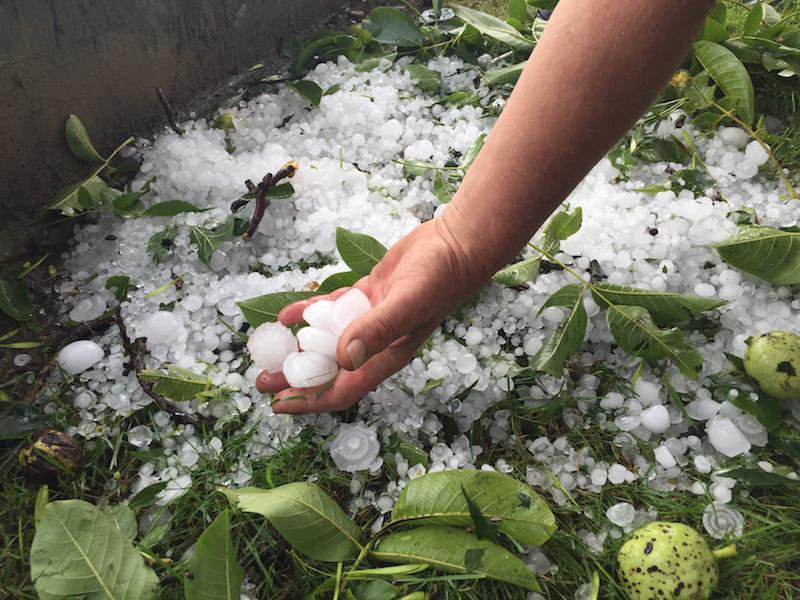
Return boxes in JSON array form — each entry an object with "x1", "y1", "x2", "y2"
[{"x1": 255, "y1": 210, "x2": 490, "y2": 414}]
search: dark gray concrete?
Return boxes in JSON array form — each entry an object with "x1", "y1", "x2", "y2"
[{"x1": 0, "y1": 0, "x2": 361, "y2": 261}]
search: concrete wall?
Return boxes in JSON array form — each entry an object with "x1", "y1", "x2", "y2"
[{"x1": 0, "y1": 0, "x2": 352, "y2": 261}]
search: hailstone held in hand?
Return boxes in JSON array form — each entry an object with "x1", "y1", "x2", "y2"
[{"x1": 247, "y1": 288, "x2": 371, "y2": 389}]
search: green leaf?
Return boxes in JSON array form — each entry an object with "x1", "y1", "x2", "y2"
[
  {"x1": 352, "y1": 580, "x2": 398, "y2": 600},
  {"x1": 531, "y1": 284, "x2": 587, "y2": 376},
  {"x1": 407, "y1": 64, "x2": 442, "y2": 93},
  {"x1": 65, "y1": 115, "x2": 104, "y2": 164},
  {"x1": 589, "y1": 283, "x2": 724, "y2": 326},
  {"x1": 744, "y1": 2, "x2": 765, "y2": 35},
  {"x1": 318, "y1": 271, "x2": 360, "y2": 294},
  {"x1": 336, "y1": 227, "x2": 388, "y2": 276},
  {"x1": 30, "y1": 499, "x2": 159, "y2": 599},
  {"x1": 266, "y1": 182, "x2": 295, "y2": 200},
  {"x1": 723, "y1": 467, "x2": 800, "y2": 490},
  {"x1": 105, "y1": 504, "x2": 137, "y2": 540},
  {"x1": 451, "y1": 5, "x2": 534, "y2": 50},
  {"x1": 715, "y1": 225, "x2": 800, "y2": 284},
  {"x1": 508, "y1": 0, "x2": 528, "y2": 23},
  {"x1": 391, "y1": 470, "x2": 555, "y2": 546},
  {"x1": 0, "y1": 279, "x2": 32, "y2": 322},
  {"x1": 112, "y1": 190, "x2": 146, "y2": 217},
  {"x1": 34, "y1": 486, "x2": 49, "y2": 529},
  {"x1": 363, "y1": 7, "x2": 426, "y2": 48},
  {"x1": 129, "y1": 481, "x2": 169, "y2": 512},
  {"x1": 50, "y1": 176, "x2": 107, "y2": 215},
  {"x1": 237, "y1": 291, "x2": 316, "y2": 327},
  {"x1": 105, "y1": 275, "x2": 130, "y2": 302},
  {"x1": 141, "y1": 200, "x2": 209, "y2": 217},
  {"x1": 492, "y1": 255, "x2": 542, "y2": 287},
  {"x1": 0, "y1": 400, "x2": 50, "y2": 440},
  {"x1": 485, "y1": 60, "x2": 527, "y2": 86},
  {"x1": 190, "y1": 217, "x2": 236, "y2": 267},
  {"x1": 372, "y1": 526, "x2": 540, "y2": 591},
  {"x1": 693, "y1": 40, "x2": 755, "y2": 125},
  {"x1": 0, "y1": 341, "x2": 40, "y2": 349},
  {"x1": 703, "y1": 16, "x2": 729, "y2": 43},
  {"x1": 543, "y1": 206, "x2": 582, "y2": 241},
  {"x1": 147, "y1": 225, "x2": 178, "y2": 264},
  {"x1": 461, "y1": 133, "x2": 486, "y2": 169},
  {"x1": 139, "y1": 365, "x2": 211, "y2": 401},
  {"x1": 433, "y1": 171, "x2": 456, "y2": 203},
  {"x1": 603, "y1": 303, "x2": 703, "y2": 379},
  {"x1": 185, "y1": 510, "x2": 243, "y2": 600},
  {"x1": 221, "y1": 483, "x2": 362, "y2": 562},
  {"x1": 461, "y1": 485, "x2": 498, "y2": 542},
  {"x1": 288, "y1": 80, "x2": 324, "y2": 107}
]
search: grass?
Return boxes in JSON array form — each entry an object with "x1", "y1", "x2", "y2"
[{"x1": 3, "y1": 375, "x2": 799, "y2": 598}]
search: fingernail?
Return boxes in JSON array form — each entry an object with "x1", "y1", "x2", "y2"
[{"x1": 345, "y1": 338, "x2": 367, "y2": 369}]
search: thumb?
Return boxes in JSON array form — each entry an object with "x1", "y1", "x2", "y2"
[{"x1": 337, "y1": 290, "x2": 428, "y2": 370}]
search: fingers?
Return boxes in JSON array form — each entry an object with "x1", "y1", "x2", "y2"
[
  {"x1": 255, "y1": 370, "x2": 288, "y2": 393},
  {"x1": 273, "y1": 328, "x2": 432, "y2": 414},
  {"x1": 337, "y1": 289, "x2": 431, "y2": 371},
  {"x1": 277, "y1": 281, "x2": 369, "y2": 325}
]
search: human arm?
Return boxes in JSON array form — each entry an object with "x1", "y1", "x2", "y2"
[{"x1": 260, "y1": 0, "x2": 714, "y2": 413}]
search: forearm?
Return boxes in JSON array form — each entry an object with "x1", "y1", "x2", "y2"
[{"x1": 444, "y1": 0, "x2": 713, "y2": 278}]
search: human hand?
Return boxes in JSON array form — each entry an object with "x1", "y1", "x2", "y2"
[{"x1": 256, "y1": 210, "x2": 490, "y2": 414}]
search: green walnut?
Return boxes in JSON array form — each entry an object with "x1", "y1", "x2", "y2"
[
  {"x1": 18, "y1": 429, "x2": 84, "y2": 481},
  {"x1": 617, "y1": 522, "x2": 735, "y2": 600},
  {"x1": 743, "y1": 330, "x2": 800, "y2": 400}
]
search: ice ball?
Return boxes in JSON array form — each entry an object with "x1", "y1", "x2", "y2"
[
  {"x1": 297, "y1": 326, "x2": 338, "y2": 358},
  {"x1": 329, "y1": 423, "x2": 380, "y2": 472},
  {"x1": 247, "y1": 322, "x2": 298, "y2": 372},
  {"x1": 303, "y1": 300, "x2": 336, "y2": 331},
  {"x1": 140, "y1": 311, "x2": 182, "y2": 347},
  {"x1": 57, "y1": 340, "x2": 104, "y2": 374},
  {"x1": 282, "y1": 351, "x2": 338, "y2": 388},
  {"x1": 331, "y1": 288, "x2": 371, "y2": 335}
]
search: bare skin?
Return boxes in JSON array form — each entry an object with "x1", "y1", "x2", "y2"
[{"x1": 258, "y1": 0, "x2": 715, "y2": 414}]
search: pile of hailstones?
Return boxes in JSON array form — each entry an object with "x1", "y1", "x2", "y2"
[{"x1": 247, "y1": 288, "x2": 371, "y2": 388}]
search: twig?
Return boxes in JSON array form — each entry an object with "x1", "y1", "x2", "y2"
[
  {"x1": 156, "y1": 88, "x2": 186, "y2": 135},
  {"x1": 115, "y1": 306, "x2": 200, "y2": 426},
  {"x1": 236, "y1": 161, "x2": 299, "y2": 241},
  {"x1": 23, "y1": 316, "x2": 117, "y2": 404}
]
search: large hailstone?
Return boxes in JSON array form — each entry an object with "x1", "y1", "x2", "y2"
[
  {"x1": 282, "y1": 351, "x2": 338, "y2": 388},
  {"x1": 57, "y1": 340, "x2": 104, "y2": 374},
  {"x1": 329, "y1": 423, "x2": 380, "y2": 472},
  {"x1": 247, "y1": 322, "x2": 298, "y2": 372}
]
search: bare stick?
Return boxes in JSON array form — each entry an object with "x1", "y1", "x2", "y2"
[
  {"x1": 156, "y1": 87, "x2": 186, "y2": 135},
  {"x1": 242, "y1": 161, "x2": 299, "y2": 240}
]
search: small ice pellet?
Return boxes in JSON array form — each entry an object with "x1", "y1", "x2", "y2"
[
  {"x1": 706, "y1": 416, "x2": 751, "y2": 457},
  {"x1": 128, "y1": 425, "x2": 153, "y2": 448},
  {"x1": 57, "y1": 340, "x2": 104, "y2": 374},
  {"x1": 330, "y1": 288, "x2": 371, "y2": 335},
  {"x1": 297, "y1": 326, "x2": 339, "y2": 358},
  {"x1": 247, "y1": 322, "x2": 298, "y2": 372},
  {"x1": 606, "y1": 502, "x2": 635, "y2": 526},
  {"x1": 13, "y1": 353, "x2": 31, "y2": 367},
  {"x1": 744, "y1": 140, "x2": 769, "y2": 166},
  {"x1": 140, "y1": 311, "x2": 182, "y2": 346},
  {"x1": 640, "y1": 405, "x2": 670, "y2": 433},
  {"x1": 303, "y1": 300, "x2": 336, "y2": 331},
  {"x1": 69, "y1": 296, "x2": 107, "y2": 323},
  {"x1": 653, "y1": 445, "x2": 677, "y2": 468},
  {"x1": 694, "y1": 455, "x2": 712, "y2": 473},
  {"x1": 719, "y1": 126, "x2": 748, "y2": 148},
  {"x1": 282, "y1": 351, "x2": 338, "y2": 388}
]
